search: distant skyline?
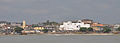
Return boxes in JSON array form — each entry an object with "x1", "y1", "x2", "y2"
[{"x1": 0, "y1": 0, "x2": 120, "y2": 24}]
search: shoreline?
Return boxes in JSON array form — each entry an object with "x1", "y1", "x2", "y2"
[
  {"x1": 46, "y1": 33, "x2": 115, "y2": 36},
  {"x1": 0, "y1": 33, "x2": 119, "y2": 36}
]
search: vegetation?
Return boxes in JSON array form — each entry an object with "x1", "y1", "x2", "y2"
[
  {"x1": 87, "y1": 27, "x2": 93, "y2": 32},
  {"x1": 42, "y1": 29, "x2": 48, "y2": 33},
  {"x1": 79, "y1": 27, "x2": 93, "y2": 32},
  {"x1": 117, "y1": 27, "x2": 120, "y2": 31},
  {"x1": 42, "y1": 20, "x2": 59, "y2": 26},
  {"x1": 14, "y1": 27, "x2": 24, "y2": 33},
  {"x1": 80, "y1": 27, "x2": 88, "y2": 32},
  {"x1": 102, "y1": 27, "x2": 111, "y2": 33},
  {"x1": 79, "y1": 27, "x2": 112, "y2": 33},
  {"x1": 32, "y1": 24, "x2": 39, "y2": 27}
]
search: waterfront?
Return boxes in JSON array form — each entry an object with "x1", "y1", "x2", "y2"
[{"x1": 0, "y1": 35, "x2": 120, "y2": 43}]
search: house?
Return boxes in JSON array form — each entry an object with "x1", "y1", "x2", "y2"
[
  {"x1": 81, "y1": 19, "x2": 93, "y2": 24},
  {"x1": 59, "y1": 20, "x2": 90, "y2": 31},
  {"x1": 113, "y1": 24, "x2": 120, "y2": 31},
  {"x1": 0, "y1": 21, "x2": 10, "y2": 27},
  {"x1": 44, "y1": 25, "x2": 57, "y2": 32},
  {"x1": 22, "y1": 29, "x2": 36, "y2": 34},
  {"x1": 92, "y1": 26, "x2": 104, "y2": 32},
  {"x1": 33, "y1": 26, "x2": 44, "y2": 30},
  {"x1": 91, "y1": 23, "x2": 104, "y2": 32},
  {"x1": 113, "y1": 24, "x2": 120, "y2": 29},
  {"x1": 92, "y1": 24, "x2": 104, "y2": 27},
  {"x1": 10, "y1": 22, "x2": 22, "y2": 27}
]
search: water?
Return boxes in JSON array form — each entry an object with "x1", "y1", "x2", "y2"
[{"x1": 0, "y1": 35, "x2": 120, "y2": 43}]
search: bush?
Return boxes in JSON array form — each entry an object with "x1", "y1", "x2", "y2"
[
  {"x1": 87, "y1": 27, "x2": 93, "y2": 32},
  {"x1": 80, "y1": 27, "x2": 87, "y2": 32},
  {"x1": 42, "y1": 29, "x2": 48, "y2": 33},
  {"x1": 117, "y1": 27, "x2": 120, "y2": 31},
  {"x1": 102, "y1": 27, "x2": 111, "y2": 33},
  {"x1": 14, "y1": 27, "x2": 24, "y2": 33}
]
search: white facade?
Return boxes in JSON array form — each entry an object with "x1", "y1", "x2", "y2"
[
  {"x1": 59, "y1": 20, "x2": 90, "y2": 30},
  {"x1": 0, "y1": 23, "x2": 7, "y2": 26},
  {"x1": 0, "y1": 21, "x2": 9, "y2": 26},
  {"x1": 10, "y1": 22, "x2": 22, "y2": 27},
  {"x1": 114, "y1": 24, "x2": 120, "y2": 28}
]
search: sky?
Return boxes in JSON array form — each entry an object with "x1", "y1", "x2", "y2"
[{"x1": 0, "y1": 0, "x2": 120, "y2": 24}]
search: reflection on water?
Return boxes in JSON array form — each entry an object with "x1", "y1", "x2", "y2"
[{"x1": 0, "y1": 35, "x2": 120, "y2": 43}]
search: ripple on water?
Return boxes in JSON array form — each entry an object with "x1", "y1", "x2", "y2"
[{"x1": 0, "y1": 35, "x2": 120, "y2": 43}]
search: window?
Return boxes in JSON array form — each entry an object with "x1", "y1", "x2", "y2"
[
  {"x1": 77, "y1": 26, "x2": 79, "y2": 28},
  {"x1": 67, "y1": 24, "x2": 69, "y2": 25}
]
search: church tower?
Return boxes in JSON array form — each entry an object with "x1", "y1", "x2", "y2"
[{"x1": 22, "y1": 20, "x2": 26, "y2": 29}]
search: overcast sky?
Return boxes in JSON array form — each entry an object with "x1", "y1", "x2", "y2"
[{"x1": 0, "y1": 0, "x2": 120, "y2": 24}]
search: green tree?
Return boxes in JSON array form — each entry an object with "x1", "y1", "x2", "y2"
[
  {"x1": 42, "y1": 20, "x2": 59, "y2": 26},
  {"x1": 46, "y1": 20, "x2": 50, "y2": 25},
  {"x1": 50, "y1": 22, "x2": 59, "y2": 25},
  {"x1": 42, "y1": 29, "x2": 48, "y2": 33},
  {"x1": 14, "y1": 27, "x2": 24, "y2": 33},
  {"x1": 32, "y1": 24, "x2": 39, "y2": 27},
  {"x1": 87, "y1": 27, "x2": 93, "y2": 32},
  {"x1": 80, "y1": 27, "x2": 87, "y2": 32},
  {"x1": 103, "y1": 27, "x2": 111, "y2": 33},
  {"x1": 117, "y1": 27, "x2": 120, "y2": 31}
]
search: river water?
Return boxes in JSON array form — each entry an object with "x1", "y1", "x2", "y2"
[{"x1": 0, "y1": 34, "x2": 120, "y2": 43}]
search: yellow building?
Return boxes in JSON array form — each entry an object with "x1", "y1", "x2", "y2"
[
  {"x1": 22, "y1": 20, "x2": 26, "y2": 29},
  {"x1": 34, "y1": 27, "x2": 44, "y2": 30},
  {"x1": 92, "y1": 27, "x2": 100, "y2": 31}
]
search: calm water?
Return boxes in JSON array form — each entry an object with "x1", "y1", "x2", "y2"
[{"x1": 0, "y1": 34, "x2": 120, "y2": 43}]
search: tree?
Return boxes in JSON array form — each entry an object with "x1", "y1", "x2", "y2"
[
  {"x1": 102, "y1": 27, "x2": 111, "y2": 33},
  {"x1": 42, "y1": 29, "x2": 48, "y2": 33},
  {"x1": 42, "y1": 20, "x2": 59, "y2": 26},
  {"x1": 87, "y1": 27, "x2": 93, "y2": 32},
  {"x1": 32, "y1": 24, "x2": 39, "y2": 27},
  {"x1": 117, "y1": 27, "x2": 120, "y2": 31},
  {"x1": 14, "y1": 27, "x2": 24, "y2": 33},
  {"x1": 80, "y1": 27, "x2": 87, "y2": 32},
  {"x1": 50, "y1": 22, "x2": 59, "y2": 25},
  {"x1": 46, "y1": 20, "x2": 50, "y2": 25}
]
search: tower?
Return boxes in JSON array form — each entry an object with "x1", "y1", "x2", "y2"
[{"x1": 22, "y1": 20, "x2": 26, "y2": 29}]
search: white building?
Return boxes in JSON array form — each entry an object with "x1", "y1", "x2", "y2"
[
  {"x1": 114, "y1": 24, "x2": 120, "y2": 29},
  {"x1": 10, "y1": 22, "x2": 22, "y2": 27},
  {"x1": 0, "y1": 21, "x2": 10, "y2": 27},
  {"x1": 59, "y1": 20, "x2": 90, "y2": 30}
]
